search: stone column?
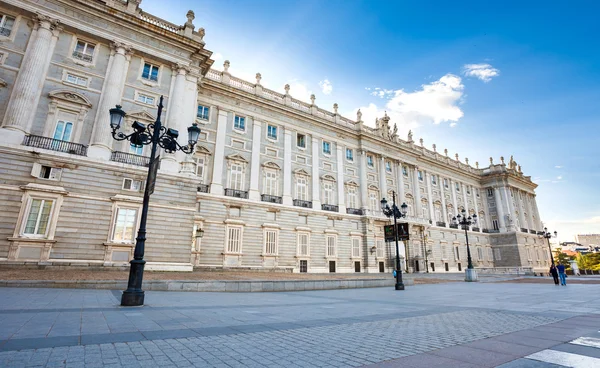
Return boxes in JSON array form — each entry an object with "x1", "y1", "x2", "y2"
[
  {"x1": 472, "y1": 187, "x2": 480, "y2": 230},
  {"x1": 504, "y1": 186, "x2": 516, "y2": 231},
  {"x1": 440, "y1": 177, "x2": 448, "y2": 226},
  {"x1": 311, "y1": 136, "x2": 321, "y2": 208},
  {"x1": 494, "y1": 187, "x2": 506, "y2": 231},
  {"x1": 413, "y1": 167, "x2": 422, "y2": 217},
  {"x1": 450, "y1": 179, "x2": 459, "y2": 217},
  {"x1": 282, "y1": 129, "x2": 293, "y2": 205},
  {"x1": 516, "y1": 190, "x2": 526, "y2": 230},
  {"x1": 336, "y1": 145, "x2": 346, "y2": 213},
  {"x1": 162, "y1": 64, "x2": 190, "y2": 173},
  {"x1": 178, "y1": 73, "x2": 200, "y2": 175},
  {"x1": 248, "y1": 120, "x2": 262, "y2": 201},
  {"x1": 209, "y1": 109, "x2": 228, "y2": 194},
  {"x1": 359, "y1": 150, "x2": 368, "y2": 211},
  {"x1": 426, "y1": 172, "x2": 435, "y2": 222},
  {"x1": 396, "y1": 162, "x2": 405, "y2": 201},
  {"x1": 462, "y1": 183, "x2": 470, "y2": 215},
  {"x1": 526, "y1": 193, "x2": 535, "y2": 230},
  {"x1": 379, "y1": 156, "x2": 387, "y2": 200},
  {"x1": 89, "y1": 41, "x2": 133, "y2": 159},
  {"x1": 1, "y1": 14, "x2": 61, "y2": 144}
]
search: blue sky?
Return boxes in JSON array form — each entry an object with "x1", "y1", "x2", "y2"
[{"x1": 143, "y1": 0, "x2": 600, "y2": 241}]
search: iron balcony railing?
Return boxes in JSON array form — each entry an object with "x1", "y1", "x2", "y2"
[
  {"x1": 536, "y1": 231, "x2": 544, "y2": 235},
  {"x1": 197, "y1": 184, "x2": 209, "y2": 193},
  {"x1": 261, "y1": 194, "x2": 282, "y2": 204},
  {"x1": 436, "y1": 221, "x2": 446, "y2": 227},
  {"x1": 472, "y1": 227, "x2": 480, "y2": 232},
  {"x1": 72, "y1": 51, "x2": 93, "y2": 62},
  {"x1": 449, "y1": 224, "x2": 459, "y2": 229},
  {"x1": 520, "y1": 228, "x2": 528, "y2": 233},
  {"x1": 224, "y1": 188, "x2": 248, "y2": 199},
  {"x1": 293, "y1": 199, "x2": 312, "y2": 208},
  {"x1": 529, "y1": 229, "x2": 537, "y2": 234},
  {"x1": 483, "y1": 229, "x2": 500, "y2": 233},
  {"x1": 321, "y1": 204, "x2": 339, "y2": 212},
  {"x1": 23, "y1": 135, "x2": 88, "y2": 156},
  {"x1": 110, "y1": 151, "x2": 150, "y2": 167},
  {"x1": 346, "y1": 208, "x2": 364, "y2": 215}
]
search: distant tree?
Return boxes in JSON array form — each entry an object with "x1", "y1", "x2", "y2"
[
  {"x1": 577, "y1": 253, "x2": 600, "y2": 271},
  {"x1": 554, "y1": 248, "x2": 575, "y2": 269}
]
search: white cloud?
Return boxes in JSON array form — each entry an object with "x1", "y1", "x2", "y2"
[
  {"x1": 369, "y1": 88, "x2": 395, "y2": 99},
  {"x1": 450, "y1": 122, "x2": 457, "y2": 128},
  {"x1": 557, "y1": 176, "x2": 563, "y2": 180},
  {"x1": 212, "y1": 52, "x2": 223, "y2": 62},
  {"x1": 319, "y1": 79, "x2": 332, "y2": 95},
  {"x1": 462, "y1": 63, "x2": 500, "y2": 82},
  {"x1": 555, "y1": 165, "x2": 563, "y2": 169},
  {"x1": 287, "y1": 80, "x2": 313, "y2": 103}
]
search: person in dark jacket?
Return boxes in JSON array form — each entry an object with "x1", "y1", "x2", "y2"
[
  {"x1": 550, "y1": 264, "x2": 559, "y2": 285},
  {"x1": 556, "y1": 263, "x2": 567, "y2": 286}
]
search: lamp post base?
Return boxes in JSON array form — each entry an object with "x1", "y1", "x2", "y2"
[
  {"x1": 121, "y1": 290, "x2": 145, "y2": 306},
  {"x1": 465, "y1": 268, "x2": 479, "y2": 282},
  {"x1": 120, "y1": 259, "x2": 146, "y2": 306},
  {"x1": 395, "y1": 282, "x2": 405, "y2": 290}
]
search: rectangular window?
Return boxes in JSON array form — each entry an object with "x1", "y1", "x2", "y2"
[
  {"x1": 299, "y1": 260, "x2": 308, "y2": 273},
  {"x1": 267, "y1": 125, "x2": 278, "y2": 140},
  {"x1": 36, "y1": 165, "x2": 62, "y2": 180},
  {"x1": 418, "y1": 171, "x2": 423, "y2": 181},
  {"x1": 322, "y1": 141, "x2": 331, "y2": 155},
  {"x1": 326, "y1": 236, "x2": 336, "y2": 257},
  {"x1": 298, "y1": 233, "x2": 309, "y2": 256},
  {"x1": 297, "y1": 133, "x2": 306, "y2": 148},
  {"x1": 402, "y1": 166, "x2": 408, "y2": 177},
  {"x1": 347, "y1": 187, "x2": 357, "y2": 209},
  {"x1": 456, "y1": 182, "x2": 461, "y2": 192},
  {"x1": 53, "y1": 121, "x2": 73, "y2": 142},
  {"x1": 122, "y1": 178, "x2": 142, "y2": 191},
  {"x1": 195, "y1": 156, "x2": 206, "y2": 181},
  {"x1": 487, "y1": 188, "x2": 494, "y2": 197},
  {"x1": 229, "y1": 164, "x2": 244, "y2": 190},
  {"x1": 444, "y1": 179, "x2": 449, "y2": 188},
  {"x1": 264, "y1": 230, "x2": 278, "y2": 255},
  {"x1": 494, "y1": 248, "x2": 501, "y2": 261},
  {"x1": 141, "y1": 62, "x2": 159, "y2": 82},
  {"x1": 346, "y1": 148, "x2": 353, "y2": 161},
  {"x1": 369, "y1": 192, "x2": 379, "y2": 212},
  {"x1": 234, "y1": 115, "x2": 245, "y2": 131},
  {"x1": 455, "y1": 246, "x2": 460, "y2": 260},
  {"x1": 367, "y1": 155, "x2": 374, "y2": 167},
  {"x1": 386, "y1": 161, "x2": 392, "y2": 173},
  {"x1": 226, "y1": 226, "x2": 242, "y2": 253},
  {"x1": 72, "y1": 40, "x2": 95, "y2": 62},
  {"x1": 432, "y1": 175, "x2": 437, "y2": 186},
  {"x1": 129, "y1": 143, "x2": 143, "y2": 155},
  {"x1": 477, "y1": 247, "x2": 483, "y2": 260},
  {"x1": 352, "y1": 238, "x2": 360, "y2": 257},
  {"x1": 264, "y1": 171, "x2": 278, "y2": 196},
  {"x1": 197, "y1": 105, "x2": 210, "y2": 120},
  {"x1": 112, "y1": 207, "x2": 138, "y2": 243},
  {"x1": 137, "y1": 93, "x2": 155, "y2": 105},
  {"x1": 66, "y1": 73, "x2": 88, "y2": 87},
  {"x1": 23, "y1": 199, "x2": 54, "y2": 236},
  {"x1": 492, "y1": 219, "x2": 499, "y2": 230},
  {"x1": 296, "y1": 176, "x2": 307, "y2": 200},
  {"x1": 323, "y1": 182, "x2": 334, "y2": 204},
  {"x1": 376, "y1": 239, "x2": 384, "y2": 258}
]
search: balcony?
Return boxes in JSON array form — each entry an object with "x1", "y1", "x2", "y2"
[
  {"x1": 261, "y1": 194, "x2": 282, "y2": 204},
  {"x1": 472, "y1": 227, "x2": 480, "y2": 232},
  {"x1": 483, "y1": 229, "x2": 500, "y2": 233},
  {"x1": 529, "y1": 229, "x2": 537, "y2": 234},
  {"x1": 110, "y1": 151, "x2": 150, "y2": 167},
  {"x1": 293, "y1": 199, "x2": 312, "y2": 208},
  {"x1": 536, "y1": 231, "x2": 544, "y2": 235},
  {"x1": 520, "y1": 228, "x2": 528, "y2": 233},
  {"x1": 449, "y1": 224, "x2": 458, "y2": 229},
  {"x1": 197, "y1": 184, "x2": 209, "y2": 193},
  {"x1": 436, "y1": 221, "x2": 447, "y2": 227},
  {"x1": 224, "y1": 188, "x2": 248, "y2": 199},
  {"x1": 23, "y1": 135, "x2": 88, "y2": 156},
  {"x1": 72, "y1": 51, "x2": 93, "y2": 63},
  {"x1": 346, "y1": 208, "x2": 364, "y2": 215},
  {"x1": 321, "y1": 204, "x2": 339, "y2": 212}
]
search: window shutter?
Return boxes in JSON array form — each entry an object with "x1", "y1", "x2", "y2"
[{"x1": 31, "y1": 163, "x2": 42, "y2": 178}]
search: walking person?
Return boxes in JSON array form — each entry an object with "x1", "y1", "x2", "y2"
[
  {"x1": 556, "y1": 263, "x2": 567, "y2": 286},
  {"x1": 550, "y1": 264, "x2": 559, "y2": 285}
]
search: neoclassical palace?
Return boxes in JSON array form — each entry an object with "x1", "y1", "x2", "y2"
[{"x1": 0, "y1": 0, "x2": 551, "y2": 274}]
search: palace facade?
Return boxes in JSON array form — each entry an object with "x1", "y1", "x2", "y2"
[{"x1": 0, "y1": 0, "x2": 550, "y2": 274}]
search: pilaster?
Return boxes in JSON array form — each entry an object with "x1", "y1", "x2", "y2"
[
  {"x1": 379, "y1": 156, "x2": 387, "y2": 199},
  {"x1": 494, "y1": 187, "x2": 506, "y2": 231},
  {"x1": 359, "y1": 151, "x2": 368, "y2": 211},
  {"x1": 248, "y1": 120, "x2": 262, "y2": 201},
  {"x1": 396, "y1": 161, "x2": 405, "y2": 204},
  {"x1": 311, "y1": 135, "x2": 321, "y2": 208},
  {"x1": 210, "y1": 109, "x2": 228, "y2": 194},
  {"x1": 440, "y1": 176, "x2": 448, "y2": 225},
  {"x1": 450, "y1": 179, "x2": 459, "y2": 217},
  {"x1": 413, "y1": 166, "x2": 422, "y2": 217},
  {"x1": 426, "y1": 172, "x2": 435, "y2": 222},
  {"x1": 336, "y1": 145, "x2": 346, "y2": 213},
  {"x1": 282, "y1": 129, "x2": 293, "y2": 205}
]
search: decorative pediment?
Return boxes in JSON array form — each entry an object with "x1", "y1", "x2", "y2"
[
  {"x1": 226, "y1": 153, "x2": 248, "y2": 163},
  {"x1": 262, "y1": 161, "x2": 281, "y2": 170},
  {"x1": 195, "y1": 145, "x2": 211, "y2": 155},
  {"x1": 294, "y1": 168, "x2": 310, "y2": 176},
  {"x1": 48, "y1": 89, "x2": 92, "y2": 108},
  {"x1": 345, "y1": 180, "x2": 359, "y2": 187},
  {"x1": 321, "y1": 174, "x2": 336, "y2": 182},
  {"x1": 368, "y1": 184, "x2": 379, "y2": 190},
  {"x1": 127, "y1": 110, "x2": 156, "y2": 121}
]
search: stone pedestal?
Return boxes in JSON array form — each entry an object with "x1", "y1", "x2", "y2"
[{"x1": 465, "y1": 268, "x2": 479, "y2": 282}]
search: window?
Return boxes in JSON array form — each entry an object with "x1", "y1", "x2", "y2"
[
  {"x1": 386, "y1": 161, "x2": 392, "y2": 173},
  {"x1": 33, "y1": 165, "x2": 62, "y2": 181},
  {"x1": 441, "y1": 243, "x2": 448, "y2": 259},
  {"x1": 367, "y1": 155, "x2": 374, "y2": 167},
  {"x1": 234, "y1": 115, "x2": 245, "y2": 131},
  {"x1": 197, "y1": 105, "x2": 210, "y2": 121},
  {"x1": 432, "y1": 175, "x2": 437, "y2": 186},
  {"x1": 418, "y1": 170, "x2": 423, "y2": 181},
  {"x1": 137, "y1": 93, "x2": 155, "y2": 105},
  {"x1": 455, "y1": 246, "x2": 460, "y2": 260},
  {"x1": 129, "y1": 143, "x2": 143, "y2": 155},
  {"x1": 421, "y1": 202, "x2": 429, "y2": 219},
  {"x1": 369, "y1": 191, "x2": 378, "y2": 212},
  {"x1": 72, "y1": 40, "x2": 95, "y2": 62},
  {"x1": 264, "y1": 230, "x2": 278, "y2": 255},
  {"x1": 267, "y1": 125, "x2": 278, "y2": 140},
  {"x1": 299, "y1": 260, "x2": 308, "y2": 273},
  {"x1": 476, "y1": 189, "x2": 480, "y2": 198},
  {"x1": 455, "y1": 182, "x2": 461, "y2": 192},
  {"x1": 322, "y1": 141, "x2": 331, "y2": 155},
  {"x1": 376, "y1": 239, "x2": 384, "y2": 258},
  {"x1": 65, "y1": 73, "x2": 88, "y2": 87},
  {"x1": 112, "y1": 207, "x2": 138, "y2": 243},
  {"x1": 487, "y1": 188, "x2": 494, "y2": 197},
  {"x1": 195, "y1": 155, "x2": 206, "y2": 182},
  {"x1": 347, "y1": 187, "x2": 357, "y2": 209},
  {"x1": 297, "y1": 133, "x2": 306, "y2": 148},
  {"x1": 326, "y1": 236, "x2": 336, "y2": 257},
  {"x1": 122, "y1": 178, "x2": 142, "y2": 191},
  {"x1": 444, "y1": 179, "x2": 449, "y2": 188},
  {"x1": 53, "y1": 121, "x2": 73, "y2": 142},
  {"x1": 141, "y1": 62, "x2": 159, "y2": 82},
  {"x1": 402, "y1": 166, "x2": 408, "y2": 177},
  {"x1": 296, "y1": 176, "x2": 307, "y2": 200},
  {"x1": 467, "y1": 186, "x2": 471, "y2": 195},
  {"x1": 346, "y1": 148, "x2": 353, "y2": 161},
  {"x1": 23, "y1": 199, "x2": 54, "y2": 236},
  {"x1": 492, "y1": 219, "x2": 499, "y2": 230},
  {"x1": 352, "y1": 238, "x2": 361, "y2": 257},
  {"x1": 264, "y1": 171, "x2": 278, "y2": 196},
  {"x1": 494, "y1": 248, "x2": 501, "y2": 261},
  {"x1": 298, "y1": 233, "x2": 310, "y2": 256},
  {"x1": 229, "y1": 164, "x2": 244, "y2": 190},
  {"x1": 477, "y1": 247, "x2": 483, "y2": 260},
  {"x1": 226, "y1": 226, "x2": 243, "y2": 253},
  {"x1": 323, "y1": 182, "x2": 334, "y2": 204}
]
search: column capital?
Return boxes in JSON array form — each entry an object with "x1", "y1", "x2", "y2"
[
  {"x1": 172, "y1": 63, "x2": 191, "y2": 75},
  {"x1": 110, "y1": 41, "x2": 134, "y2": 56},
  {"x1": 34, "y1": 13, "x2": 60, "y2": 31}
]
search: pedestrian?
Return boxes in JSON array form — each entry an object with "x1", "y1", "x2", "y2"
[
  {"x1": 556, "y1": 263, "x2": 567, "y2": 286},
  {"x1": 550, "y1": 264, "x2": 559, "y2": 285}
]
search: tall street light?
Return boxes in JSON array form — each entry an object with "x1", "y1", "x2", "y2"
[
  {"x1": 380, "y1": 191, "x2": 408, "y2": 290},
  {"x1": 109, "y1": 96, "x2": 200, "y2": 306},
  {"x1": 541, "y1": 227, "x2": 558, "y2": 266},
  {"x1": 452, "y1": 209, "x2": 478, "y2": 282}
]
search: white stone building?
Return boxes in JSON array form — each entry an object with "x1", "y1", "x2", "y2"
[{"x1": 0, "y1": 0, "x2": 551, "y2": 273}]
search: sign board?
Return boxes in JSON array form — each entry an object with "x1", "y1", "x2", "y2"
[
  {"x1": 147, "y1": 155, "x2": 160, "y2": 195},
  {"x1": 384, "y1": 223, "x2": 410, "y2": 242}
]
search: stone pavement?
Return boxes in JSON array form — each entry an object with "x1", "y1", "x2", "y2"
[{"x1": 0, "y1": 282, "x2": 599, "y2": 367}]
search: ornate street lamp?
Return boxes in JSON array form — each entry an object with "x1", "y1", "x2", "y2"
[
  {"x1": 109, "y1": 96, "x2": 200, "y2": 306},
  {"x1": 452, "y1": 209, "x2": 478, "y2": 282},
  {"x1": 541, "y1": 227, "x2": 558, "y2": 266},
  {"x1": 381, "y1": 191, "x2": 408, "y2": 290}
]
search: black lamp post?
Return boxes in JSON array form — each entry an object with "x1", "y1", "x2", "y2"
[
  {"x1": 380, "y1": 191, "x2": 408, "y2": 290},
  {"x1": 453, "y1": 209, "x2": 477, "y2": 275},
  {"x1": 541, "y1": 227, "x2": 558, "y2": 266},
  {"x1": 109, "y1": 96, "x2": 200, "y2": 307}
]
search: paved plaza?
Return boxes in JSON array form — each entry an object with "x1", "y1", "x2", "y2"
[{"x1": 1, "y1": 281, "x2": 600, "y2": 367}]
